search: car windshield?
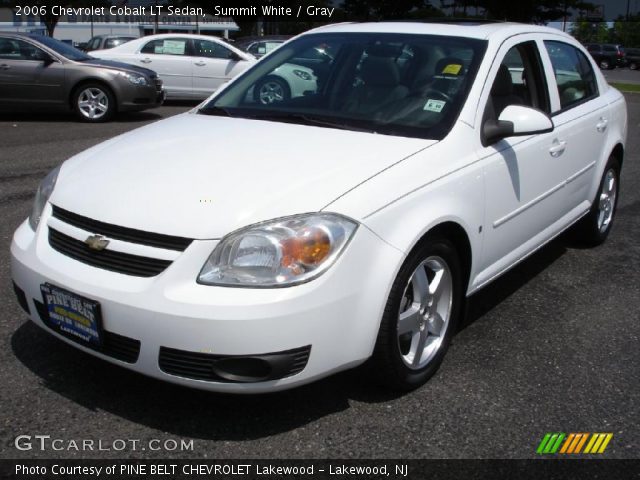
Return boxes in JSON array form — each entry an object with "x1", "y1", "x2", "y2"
[
  {"x1": 33, "y1": 34, "x2": 92, "y2": 61},
  {"x1": 199, "y1": 32, "x2": 487, "y2": 140}
]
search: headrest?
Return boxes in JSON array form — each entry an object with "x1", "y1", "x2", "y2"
[
  {"x1": 360, "y1": 57, "x2": 400, "y2": 87},
  {"x1": 492, "y1": 64, "x2": 514, "y2": 96}
]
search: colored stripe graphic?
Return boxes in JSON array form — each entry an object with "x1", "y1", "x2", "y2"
[
  {"x1": 537, "y1": 433, "x2": 565, "y2": 454},
  {"x1": 537, "y1": 433, "x2": 613, "y2": 454},
  {"x1": 584, "y1": 433, "x2": 614, "y2": 454}
]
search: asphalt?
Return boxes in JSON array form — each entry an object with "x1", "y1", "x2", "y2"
[{"x1": 0, "y1": 99, "x2": 638, "y2": 460}]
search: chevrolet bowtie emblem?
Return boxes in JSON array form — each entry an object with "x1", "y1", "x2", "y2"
[{"x1": 84, "y1": 235, "x2": 110, "y2": 251}]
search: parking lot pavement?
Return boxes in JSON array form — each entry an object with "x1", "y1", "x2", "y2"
[
  {"x1": 602, "y1": 67, "x2": 640, "y2": 84},
  {"x1": 0, "y1": 99, "x2": 638, "y2": 460}
]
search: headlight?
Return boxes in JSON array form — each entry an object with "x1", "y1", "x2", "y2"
[
  {"x1": 29, "y1": 166, "x2": 60, "y2": 231},
  {"x1": 198, "y1": 213, "x2": 358, "y2": 287},
  {"x1": 292, "y1": 69, "x2": 312, "y2": 81},
  {"x1": 122, "y1": 72, "x2": 148, "y2": 86}
]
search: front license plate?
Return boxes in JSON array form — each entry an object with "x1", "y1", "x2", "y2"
[{"x1": 40, "y1": 283, "x2": 103, "y2": 346}]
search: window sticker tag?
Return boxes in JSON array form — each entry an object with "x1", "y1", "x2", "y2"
[
  {"x1": 442, "y1": 63, "x2": 462, "y2": 75},
  {"x1": 163, "y1": 40, "x2": 186, "y2": 55},
  {"x1": 424, "y1": 99, "x2": 446, "y2": 112}
]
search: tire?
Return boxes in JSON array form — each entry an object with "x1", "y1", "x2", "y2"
[
  {"x1": 254, "y1": 76, "x2": 290, "y2": 105},
  {"x1": 630, "y1": 62, "x2": 638, "y2": 71},
  {"x1": 599, "y1": 59, "x2": 610, "y2": 70},
  {"x1": 572, "y1": 156, "x2": 620, "y2": 246},
  {"x1": 72, "y1": 83, "x2": 116, "y2": 122},
  {"x1": 371, "y1": 236, "x2": 464, "y2": 391}
]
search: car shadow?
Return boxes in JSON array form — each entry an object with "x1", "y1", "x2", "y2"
[
  {"x1": 0, "y1": 110, "x2": 164, "y2": 123},
  {"x1": 10, "y1": 235, "x2": 570, "y2": 441},
  {"x1": 461, "y1": 234, "x2": 569, "y2": 331}
]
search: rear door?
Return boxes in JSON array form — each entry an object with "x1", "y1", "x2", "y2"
[
  {"x1": 541, "y1": 39, "x2": 610, "y2": 214},
  {"x1": 135, "y1": 37, "x2": 194, "y2": 98}
]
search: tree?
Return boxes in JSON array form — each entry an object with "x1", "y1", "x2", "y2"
[
  {"x1": 612, "y1": 15, "x2": 640, "y2": 47},
  {"x1": 447, "y1": 0, "x2": 595, "y2": 23},
  {"x1": 340, "y1": 0, "x2": 429, "y2": 21},
  {"x1": 571, "y1": 19, "x2": 610, "y2": 43}
]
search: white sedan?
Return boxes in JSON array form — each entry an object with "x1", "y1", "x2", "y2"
[
  {"x1": 90, "y1": 33, "x2": 317, "y2": 102},
  {"x1": 12, "y1": 22, "x2": 627, "y2": 393}
]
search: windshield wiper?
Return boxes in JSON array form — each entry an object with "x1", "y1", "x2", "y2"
[
  {"x1": 198, "y1": 106, "x2": 233, "y2": 117},
  {"x1": 244, "y1": 112, "x2": 375, "y2": 133}
]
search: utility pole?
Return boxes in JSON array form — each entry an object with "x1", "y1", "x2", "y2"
[{"x1": 154, "y1": 0, "x2": 159, "y2": 34}]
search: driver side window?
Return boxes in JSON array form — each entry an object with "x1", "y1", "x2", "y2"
[
  {"x1": 485, "y1": 41, "x2": 549, "y2": 122},
  {"x1": 0, "y1": 38, "x2": 46, "y2": 61}
]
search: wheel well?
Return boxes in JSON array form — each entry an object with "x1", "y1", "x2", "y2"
[
  {"x1": 69, "y1": 80, "x2": 117, "y2": 110},
  {"x1": 417, "y1": 222, "x2": 472, "y2": 292},
  {"x1": 611, "y1": 143, "x2": 624, "y2": 169}
]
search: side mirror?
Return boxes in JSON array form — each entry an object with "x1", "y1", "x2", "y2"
[
  {"x1": 229, "y1": 51, "x2": 243, "y2": 61},
  {"x1": 482, "y1": 105, "x2": 554, "y2": 146},
  {"x1": 35, "y1": 51, "x2": 55, "y2": 65}
]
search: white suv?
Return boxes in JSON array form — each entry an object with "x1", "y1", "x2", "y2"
[{"x1": 11, "y1": 22, "x2": 627, "y2": 393}]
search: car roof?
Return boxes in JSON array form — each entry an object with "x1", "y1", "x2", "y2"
[{"x1": 304, "y1": 21, "x2": 573, "y2": 41}]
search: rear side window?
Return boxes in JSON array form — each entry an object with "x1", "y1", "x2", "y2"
[
  {"x1": 193, "y1": 39, "x2": 234, "y2": 59},
  {"x1": 544, "y1": 41, "x2": 598, "y2": 111},
  {"x1": 87, "y1": 37, "x2": 101, "y2": 51},
  {"x1": 141, "y1": 38, "x2": 189, "y2": 56}
]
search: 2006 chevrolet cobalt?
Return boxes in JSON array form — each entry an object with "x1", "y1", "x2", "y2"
[{"x1": 11, "y1": 22, "x2": 627, "y2": 392}]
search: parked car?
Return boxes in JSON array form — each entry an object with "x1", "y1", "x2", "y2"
[
  {"x1": 11, "y1": 22, "x2": 626, "y2": 393},
  {"x1": 234, "y1": 36, "x2": 290, "y2": 58},
  {"x1": 90, "y1": 33, "x2": 316, "y2": 101},
  {"x1": 84, "y1": 35, "x2": 136, "y2": 52},
  {"x1": 0, "y1": 32, "x2": 164, "y2": 121},
  {"x1": 625, "y1": 47, "x2": 640, "y2": 70},
  {"x1": 585, "y1": 43, "x2": 626, "y2": 69}
]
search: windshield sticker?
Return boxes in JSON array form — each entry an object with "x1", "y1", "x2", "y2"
[
  {"x1": 442, "y1": 64, "x2": 462, "y2": 75},
  {"x1": 162, "y1": 40, "x2": 186, "y2": 55},
  {"x1": 424, "y1": 99, "x2": 446, "y2": 113}
]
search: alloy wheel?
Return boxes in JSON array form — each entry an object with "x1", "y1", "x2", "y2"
[{"x1": 397, "y1": 256, "x2": 453, "y2": 370}]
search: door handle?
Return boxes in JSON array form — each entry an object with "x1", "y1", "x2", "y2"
[
  {"x1": 0, "y1": 64, "x2": 9, "y2": 70},
  {"x1": 596, "y1": 117, "x2": 608, "y2": 132},
  {"x1": 140, "y1": 58, "x2": 152, "y2": 64},
  {"x1": 194, "y1": 61, "x2": 206, "y2": 66},
  {"x1": 549, "y1": 140, "x2": 567, "y2": 158}
]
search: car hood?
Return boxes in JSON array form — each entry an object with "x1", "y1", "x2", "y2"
[
  {"x1": 80, "y1": 58, "x2": 156, "y2": 77},
  {"x1": 51, "y1": 113, "x2": 435, "y2": 239}
]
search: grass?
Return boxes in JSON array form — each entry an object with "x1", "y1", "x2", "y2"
[{"x1": 610, "y1": 82, "x2": 640, "y2": 93}]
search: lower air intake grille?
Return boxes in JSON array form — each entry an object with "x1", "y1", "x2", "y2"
[
  {"x1": 34, "y1": 300, "x2": 141, "y2": 363},
  {"x1": 48, "y1": 228, "x2": 171, "y2": 277},
  {"x1": 159, "y1": 345, "x2": 311, "y2": 383}
]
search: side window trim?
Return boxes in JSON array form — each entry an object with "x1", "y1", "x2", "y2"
[
  {"x1": 480, "y1": 38, "x2": 551, "y2": 127},
  {"x1": 536, "y1": 38, "x2": 562, "y2": 113}
]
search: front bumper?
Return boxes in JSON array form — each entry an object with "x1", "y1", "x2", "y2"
[
  {"x1": 11, "y1": 207, "x2": 403, "y2": 393},
  {"x1": 117, "y1": 82, "x2": 165, "y2": 112}
]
